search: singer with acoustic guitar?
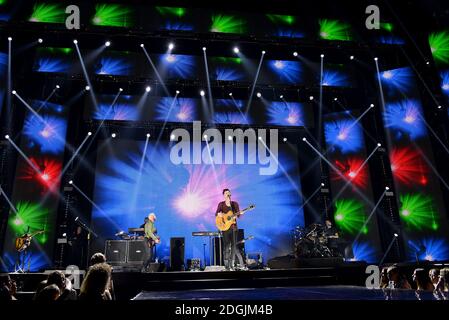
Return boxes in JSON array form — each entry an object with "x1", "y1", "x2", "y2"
[{"x1": 215, "y1": 189, "x2": 255, "y2": 271}]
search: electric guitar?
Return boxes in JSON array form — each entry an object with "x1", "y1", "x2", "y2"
[
  {"x1": 237, "y1": 235, "x2": 254, "y2": 245},
  {"x1": 145, "y1": 234, "x2": 160, "y2": 247},
  {"x1": 15, "y1": 230, "x2": 44, "y2": 252},
  {"x1": 215, "y1": 204, "x2": 255, "y2": 231}
]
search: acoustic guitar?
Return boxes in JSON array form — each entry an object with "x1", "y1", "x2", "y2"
[
  {"x1": 215, "y1": 204, "x2": 255, "y2": 232},
  {"x1": 15, "y1": 230, "x2": 44, "y2": 252}
]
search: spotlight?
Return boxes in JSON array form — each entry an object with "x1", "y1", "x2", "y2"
[
  {"x1": 145, "y1": 86, "x2": 151, "y2": 92},
  {"x1": 11, "y1": 90, "x2": 16, "y2": 95},
  {"x1": 85, "y1": 86, "x2": 90, "y2": 91},
  {"x1": 146, "y1": 133, "x2": 151, "y2": 138},
  {"x1": 385, "y1": 186, "x2": 390, "y2": 191},
  {"x1": 256, "y1": 92, "x2": 262, "y2": 98},
  {"x1": 321, "y1": 183, "x2": 325, "y2": 187},
  {"x1": 350, "y1": 55, "x2": 354, "y2": 60},
  {"x1": 262, "y1": 50, "x2": 266, "y2": 54},
  {"x1": 8, "y1": 37, "x2": 12, "y2": 41},
  {"x1": 111, "y1": 133, "x2": 117, "y2": 138},
  {"x1": 176, "y1": 90, "x2": 180, "y2": 94},
  {"x1": 280, "y1": 95, "x2": 284, "y2": 99},
  {"x1": 119, "y1": 88, "x2": 123, "y2": 92},
  {"x1": 87, "y1": 131, "x2": 92, "y2": 136},
  {"x1": 55, "y1": 85, "x2": 60, "y2": 89},
  {"x1": 168, "y1": 42, "x2": 174, "y2": 50},
  {"x1": 320, "y1": 54, "x2": 324, "y2": 58},
  {"x1": 229, "y1": 92, "x2": 233, "y2": 96},
  {"x1": 370, "y1": 104, "x2": 375, "y2": 108},
  {"x1": 73, "y1": 39, "x2": 78, "y2": 44},
  {"x1": 228, "y1": 136, "x2": 233, "y2": 141},
  {"x1": 334, "y1": 97, "x2": 338, "y2": 101},
  {"x1": 309, "y1": 96, "x2": 314, "y2": 100},
  {"x1": 302, "y1": 137, "x2": 307, "y2": 141},
  {"x1": 5, "y1": 135, "x2": 10, "y2": 139},
  {"x1": 426, "y1": 61, "x2": 430, "y2": 65},
  {"x1": 374, "y1": 57, "x2": 378, "y2": 61},
  {"x1": 293, "y1": 51, "x2": 298, "y2": 57},
  {"x1": 170, "y1": 134, "x2": 176, "y2": 141},
  {"x1": 438, "y1": 105, "x2": 442, "y2": 109},
  {"x1": 203, "y1": 134, "x2": 208, "y2": 139},
  {"x1": 283, "y1": 137, "x2": 287, "y2": 142},
  {"x1": 233, "y1": 47, "x2": 239, "y2": 54},
  {"x1": 68, "y1": 180, "x2": 73, "y2": 185},
  {"x1": 200, "y1": 90, "x2": 205, "y2": 97},
  {"x1": 41, "y1": 174, "x2": 49, "y2": 181},
  {"x1": 105, "y1": 41, "x2": 111, "y2": 47},
  {"x1": 202, "y1": 47, "x2": 206, "y2": 51},
  {"x1": 394, "y1": 233, "x2": 399, "y2": 238},
  {"x1": 140, "y1": 43, "x2": 144, "y2": 48},
  {"x1": 38, "y1": 38, "x2": 43, "y2": 44},
  {"x1": 258, "y1": 136, "x2": 262, "y2": 140},
  {"x1": 377, "y1": 143, "x2": 382, "y2": 147}
]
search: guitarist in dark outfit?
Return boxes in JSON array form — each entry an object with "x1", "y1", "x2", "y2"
[
  {"x1": 15, "y1": 228, "x2": 44, "y2": 272},
  {"x1": 215, "y1": 189, "x2": 245, "y2": 270}
]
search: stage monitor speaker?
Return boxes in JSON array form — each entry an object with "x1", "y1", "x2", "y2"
[
  {"x1": 105, "y1": 240, "x2": 127, "y2": 264},
  {"x1": 267, "y1": 254, "x2": 299, "y2": 269},
  {"x1": 170, "y1": 237, "x2": 185, "y2": 271},
  {"x1": 148, "y1": 262, "x2": 166, "y2": 272},
  {"x1": 127, "y1": 240, "x2": 149, "y2": 263},
  {"x1": 213, "y1": 237, "x2": 223, "y2": 266}
]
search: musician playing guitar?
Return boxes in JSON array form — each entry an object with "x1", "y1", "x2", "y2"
[
  {"x1": 142, "y1": 213, "x2": 160, "y2": 272},
  {"x1": 216, "y1": 189, "x2": 245, "y2": 271}
]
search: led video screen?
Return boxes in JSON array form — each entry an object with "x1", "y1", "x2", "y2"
[
  {"x1": 85, "y1": 94, "x2": 314, "y2": 128},
  {"x1": 90, "y1": 139, "x2": 305, "y2": 263}
]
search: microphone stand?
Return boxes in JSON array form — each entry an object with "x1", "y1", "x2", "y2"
[{"x1": 74, "y1": 217, "x2": 98, "y2": 268}]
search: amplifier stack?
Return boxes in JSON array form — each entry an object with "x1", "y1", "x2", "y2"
[{"x1": 105, "y1": 239, "x2": 149, "y2": 265}]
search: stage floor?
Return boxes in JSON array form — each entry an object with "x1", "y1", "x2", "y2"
[{"x1": 133, "y1": 285, "x2": 443, "y2": 300}]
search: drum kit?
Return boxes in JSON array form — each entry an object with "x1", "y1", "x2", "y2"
[{"x1": 293, "y1": 224, "x2": 340, "y2": 258}]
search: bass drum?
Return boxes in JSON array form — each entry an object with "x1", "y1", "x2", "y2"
[{"x1": 294, "y1": 238, "x2": 314, "y2": 258}]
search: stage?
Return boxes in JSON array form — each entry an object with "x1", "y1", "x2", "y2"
[{"x1": 133, "y1": 286, "x2": 437, "y2": 301}]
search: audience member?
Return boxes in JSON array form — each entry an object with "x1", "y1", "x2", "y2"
[
  {"x1": 412, "y1": 268, "x2": 434, "y2": 291},
  {"x1": 380, "y1": 267, "x2": 389, "y2": 288},
  {"x1": 79, "y1": 263, "x2": 112, "y2": 301},
  {"x1": 387, "y1": 265, "x2": 412, "y2": 289},
  {"x1": 34, "y1": 284, "x2": 60, "y2": 302},
  {"x1": 0, "y1": 273, "x2": 17, "y2": 301},
  {"x1": 47, "y1": 271, "x2": 78, "y2": 300},
  {"x1": 90, "y1": 253, "x2": 107, "y2": 266},
  {"x1": 429, "y1": 268, "x2": 440, "y2": 289}
]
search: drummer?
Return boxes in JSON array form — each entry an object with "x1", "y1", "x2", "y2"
[{"x1": 324, "y1": 220, "x2": 339, "y2": 238}]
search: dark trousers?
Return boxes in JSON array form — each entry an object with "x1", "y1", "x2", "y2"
[
  {"x1": 222, "y1": 228, "x2": 244, "y2": 268},
  {"x1": 142, "y1": 240, "x2": 154, "y2": 269}
]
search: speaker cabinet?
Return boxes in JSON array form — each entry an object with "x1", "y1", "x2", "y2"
[
  {"x1": 127, "y1": 240, "x2": 149, "y2": 263},
  {"x1": 170, "y1": 237, "x2": 185, "y2": 271},
  {"x1": 213, "y1": 237, "x2": 223, "y2": 265},
  {"x1": 105, "y1": 240, "x2": 127, "y2": 264}
]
